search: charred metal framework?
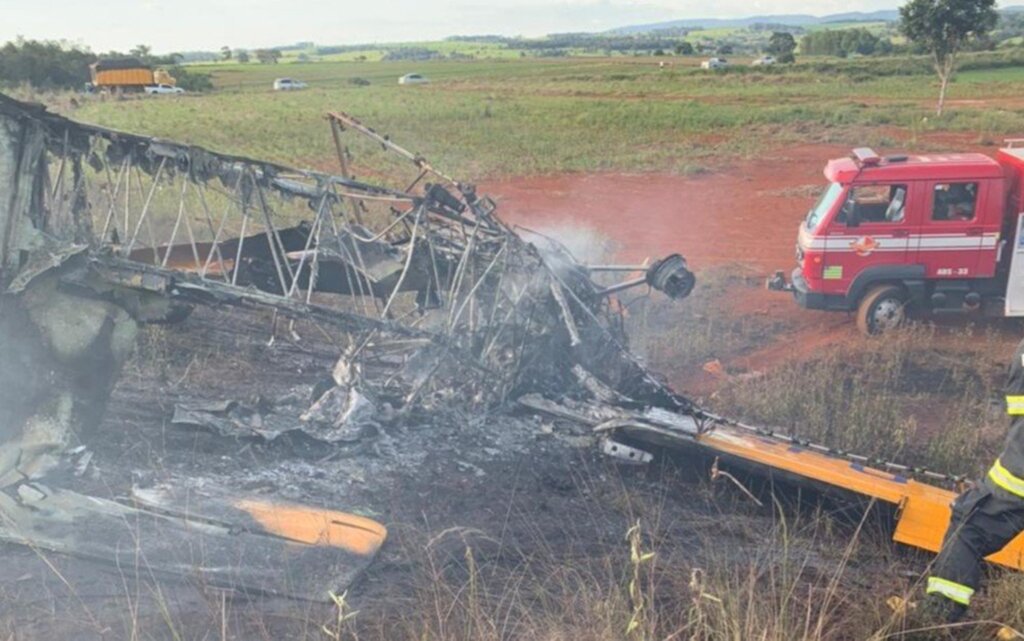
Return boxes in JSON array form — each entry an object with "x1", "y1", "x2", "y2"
[
  {"x1": 4, "y1": 92, "x2": 1019, "y2": 600},
  {"x1": 0, "y1": 93, "x2": 696, "y2": 599},
  {"x1": 0, "y1": 95, "x2": 693, "y2": 414}
]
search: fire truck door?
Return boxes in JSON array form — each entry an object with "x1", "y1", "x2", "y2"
[
  {"x1": 915, "y1": 180, "x2": 985, "y2": 279},
  {"x1": 1006, "y1": 213, "x2": 1024, "y2": 317},
  {"x1": 825, "y1": 183, "x2": 913, "y2": 294}
]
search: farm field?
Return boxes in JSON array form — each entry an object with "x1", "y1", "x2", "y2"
[
  {"x1": 10, "y1": 53, "x2": 1024, "y2": 639},
  {"x1": 70, "y1": 53, "x2": 1024, "y2": 177}
]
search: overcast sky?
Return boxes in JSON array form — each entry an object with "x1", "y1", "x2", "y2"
[{"x1": 2, "y1": 0, "x2": 904, "y2": 53}]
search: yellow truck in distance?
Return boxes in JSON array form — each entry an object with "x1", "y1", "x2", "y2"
[{"x1": 89, "y1": 58, "x2": 177, "y2": 93}]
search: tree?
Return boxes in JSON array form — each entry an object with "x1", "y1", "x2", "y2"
[
  {"x1": 129, "y1": 44, "x2": 152, "y2": 59},
  {"x1": 675, "y1": 41, "x2": 694, "y2": 55},
  {"x1": 166, "y1": 65, "x2": 213, "y2": 91},
  {"x1": 767, "y1": 32, "x2": 797, "y2": 63},
  {"x1": 899, "y1": 0, "x2": 998, "y2": 116},
  {"x1": 800, "y1": 28, "x2": 881, "y2": 57},
  {"x1": 254, "y1": 48, "x2": 281, "y2": 64},
  {"x1": 0, "y1": 38, "x2": 95, "y2": 89},
  {"x1": 236, "y1": 50, "x2": 250, "y2": 64},
  {"x1": 220, "y1": 46, "x2": 232, "y2": 61}
]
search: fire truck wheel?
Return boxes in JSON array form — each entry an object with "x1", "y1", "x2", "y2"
[{"x1": 856, "y1": 285, "x2": 908, "y2": 335}]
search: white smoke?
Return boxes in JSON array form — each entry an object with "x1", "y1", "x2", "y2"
[{"x1": 520, "y1": 222, "x2": 617, "y2": 266}]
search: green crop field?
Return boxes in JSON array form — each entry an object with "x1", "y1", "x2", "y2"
[{"x1": 69, "y1": 52, "x2": 1024, "y2": 178}]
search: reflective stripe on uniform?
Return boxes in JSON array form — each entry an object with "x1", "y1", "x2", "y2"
[
  {"x1": 988, "y1": 459, "x2": 1024, "y2": 499},
  {"x1": 1007, "y1": 395, "x2": 1024, "y2": 416},
  {"x1": 926, "y1": 577, "x2": 974, "y2": 606}
]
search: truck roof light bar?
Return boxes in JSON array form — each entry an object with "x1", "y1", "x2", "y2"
[{"x1": 852, "y1": 147, "x2": 881, "y2": 166}]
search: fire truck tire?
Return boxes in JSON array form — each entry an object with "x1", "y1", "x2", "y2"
[{"x1": 856, "y1": 285, "x2": 908, "y2": 335}]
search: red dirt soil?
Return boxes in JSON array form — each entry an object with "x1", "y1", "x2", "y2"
[
  {"x1": 484, "y1": 144, "x2": 842, "y2": 270},
  {"x1": 483, "y1": 144, "x2": 854, "y2": 391},
  {"x1": 482, "y1": 139, "x2": 1017, "y2": 395}
]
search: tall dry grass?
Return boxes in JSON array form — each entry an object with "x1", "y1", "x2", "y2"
[{"x1": 712, "y1": 324, "x2": 1006, "y2": 477}]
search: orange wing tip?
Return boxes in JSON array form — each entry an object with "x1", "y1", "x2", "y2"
[{"x1": 235, "y1": 498, "x2": 387, "y2": 556}]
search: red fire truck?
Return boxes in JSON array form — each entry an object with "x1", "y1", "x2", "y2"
[{"x1": 767, "y1": 144, "x2": 1024, "y2": 334}]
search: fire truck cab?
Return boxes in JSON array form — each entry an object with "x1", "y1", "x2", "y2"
[{"x1": 768, "y1": 146, "x2": 1024, "y2": 333}]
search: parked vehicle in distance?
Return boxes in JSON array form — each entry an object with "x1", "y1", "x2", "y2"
[
  {"x1": 752, "y1": 55, "x2": 776, "y2": 66},
  {"x1": 700, "y1": 58, "x2": 728, "y2": 70},
  {"x1": 90, "y1": 58, "x2": 178, "y2": 93},
  {"x1": 144, "y1": 84, "x2": 185, "y2": 95},
  {"x1": 398, "y1": 73, "x2": 429, "y2": 85},
  {"x1": 273, "y1": 78, "x2": 308, "y2": 91}
]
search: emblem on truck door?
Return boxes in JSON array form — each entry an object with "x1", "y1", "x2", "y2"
[{"x1": 850, "y1": 236, "x2": 879, "y2": 257}]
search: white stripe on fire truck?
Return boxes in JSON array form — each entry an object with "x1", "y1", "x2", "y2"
[
  {"x1": 813, "y1": 246, "x2": 992, "y2": 253},
  {"x1": 801, "y1": 235, "x2": 999, "y2": 251},
  {"x1": 803, "y1": 232, "x2": 998, "y2": 241}
]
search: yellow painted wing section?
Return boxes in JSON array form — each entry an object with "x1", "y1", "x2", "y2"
[
  {"x1": 698, "y1": 427, "x2": 1024, "y2": 571},
  {"x1": 131, "y1": 485, "x2": 387, "y2": 558},
  {"x1": 235, "y1": 498, "x2": 387, "y2": 556}
]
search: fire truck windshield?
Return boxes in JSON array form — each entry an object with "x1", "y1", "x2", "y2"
[{"x1": 805, "y1": 182, "x2": 843, "y2": 232}]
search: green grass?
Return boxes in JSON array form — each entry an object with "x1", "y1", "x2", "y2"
[
  {"x1": 957, "y1": 66, "x2": 1024, "y2": 83},
  {"x1": 65, "y1": 52, "x2": 1024, "y2": 178}
]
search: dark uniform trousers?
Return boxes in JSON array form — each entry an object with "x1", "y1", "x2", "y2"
[{"x1": 927, "y1": 339, "x2": 1024, "y2": 612}]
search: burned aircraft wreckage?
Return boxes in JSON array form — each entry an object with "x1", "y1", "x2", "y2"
[
  {"x1": 0, "y1": 93, "x2": 699, "y2": 599},
  {"x1": 6, "y1": 92, "x2": 1019, "y2": 601}
]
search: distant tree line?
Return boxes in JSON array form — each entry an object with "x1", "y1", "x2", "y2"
[
  {"x1": 517, "y1": 33, "x2": 687, "y2": 52},
  {"x1": 750, "y1": 22, "x2": 808, "y2": 34},
  {"x1": 381, "y1": 47, "x2": 492, "y2": 61},
  {"x1": 993, "y1": 11, "x2": 1024, "y2": 40},
  {"x1": 642, "y1": 27, "x2": 693, "y2": 37},
  {"x1": 448, "y1": 32, "x2": 693, "y2": 53},
  {"x1": 381, "y1": 47, "x2": 444, "y2": 61},
  {"x1": 445, "y1": 35, "x2": 509, "y2": 43},
  {"x1": 800, "y1": 28, "x2": 894, "y2": 56},
  {"x1": 315, "y1": 44, "x2": 374, "y2": 55},
  {"x1": 0, "y1": 39, "x2": 96, "y2": 89},
  {"x1": 0, "y1": 38, "x2": 212, "y2": 91}
]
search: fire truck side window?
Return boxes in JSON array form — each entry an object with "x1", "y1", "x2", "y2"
[
  {"x1": 839, "y1": 184, "x2": 907, "y2": 225},
  {"x1": 932, "y1": 182, "x2": 978, "y2": 222}
]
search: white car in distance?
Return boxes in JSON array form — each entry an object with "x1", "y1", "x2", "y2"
[
  {"x1": 398, "y1": 73, "x2": 429, "y2": 85},
  {"x1": 752, "y1": 55, "x2": 776, "y2": 66},
  {"x1": 144, "y1": 84, "x2": 184, "y2": 95},
  {"x1": 700, "y1": 57, "x2": 729, "y2": 70},
  {"x1": 273, "y1": 78, "x2": 308, "y2": 91}
]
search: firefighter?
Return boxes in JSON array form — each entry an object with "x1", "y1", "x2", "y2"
[{"x1": 923, "y1": 337, "x2": 1024, "y2": 621}]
